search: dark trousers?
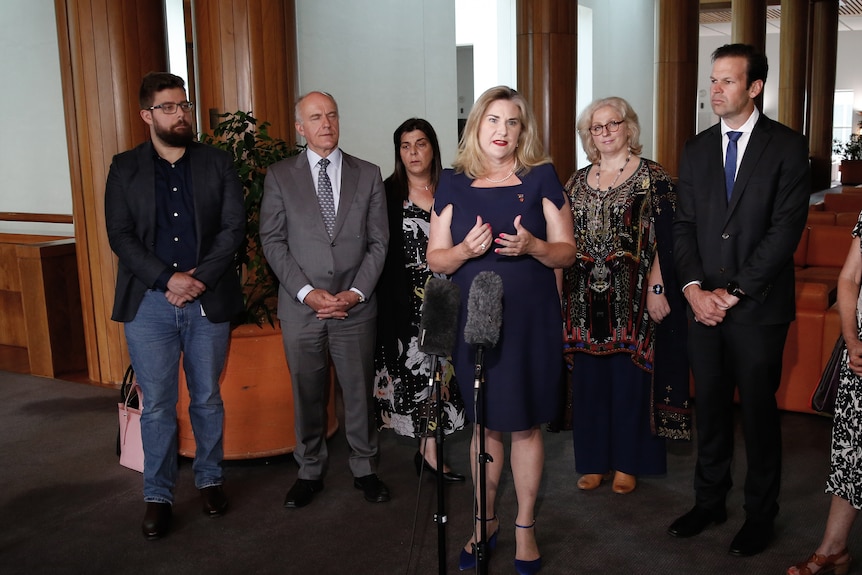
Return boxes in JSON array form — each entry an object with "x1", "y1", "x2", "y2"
[{"x1": 688, "y1": 320, "x2": 789, "y2": 520}]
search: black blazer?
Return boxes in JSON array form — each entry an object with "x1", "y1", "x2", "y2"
[
  {"x1": 673, "y1": 114, "x2": 810, "y2": 325},
  {"x1": 105, "y1": 141, "x2": 245, "y2": 323}
]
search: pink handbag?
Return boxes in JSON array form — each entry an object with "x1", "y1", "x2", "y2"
[{"x1": 118, "y1": 382, "x2": 144, "y2": 473}]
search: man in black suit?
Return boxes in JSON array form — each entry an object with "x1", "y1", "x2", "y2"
[
  {"x1": 105, "y1": 72, "x2": 245, "y2": 540},
  {"x1": 669, "y1": 44, "x2": 810, "y2": 556}
]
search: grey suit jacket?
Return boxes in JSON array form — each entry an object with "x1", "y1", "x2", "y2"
[
  {"x1": 259, "y1": 149, "x2": 388, "y2": 323},
  {"x1": 105, "y1": 141, "x2": 245, "y2": 323},
  {"x1": 673, "y1": 114, "x2": 810, "y2": 325}
]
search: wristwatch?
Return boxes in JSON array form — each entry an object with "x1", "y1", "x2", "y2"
[
  {"x1": 650, "y1": 284, "x2": 664, "y2": 295},
  {"x1": 726, "y1": 280, "x2": 745, "y2": 298}
]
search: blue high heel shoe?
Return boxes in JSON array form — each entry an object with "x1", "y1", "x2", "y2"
[
  {"x1": 514, "y1": 520, "x2": 542, "y2": 575},
  {"x1": 458, "y1": 515, "x2": 499, "y2": 571}
]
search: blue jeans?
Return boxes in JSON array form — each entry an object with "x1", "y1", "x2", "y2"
[{"x1": 124, "y1": 290, "x2": 230, "y2": 504}]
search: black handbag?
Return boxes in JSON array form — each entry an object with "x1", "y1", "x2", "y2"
[{"x1": 811, "y1": 334, "x2": 844, "y2": 415}]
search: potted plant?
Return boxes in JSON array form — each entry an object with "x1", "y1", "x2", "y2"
[
  {"x1": 201, "y1": 111, "x2": 300, "y2": 326},
  {"x1": 834, "y1": 117, "x2": 862, "y2": 185},
  {"x1": 176, "y1": 112, "x2": 338, "y2": 459}
]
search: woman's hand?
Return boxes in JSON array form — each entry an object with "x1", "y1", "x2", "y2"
[
  {"x1": 465, "y1": 215, "x2": 493, "y2": 258},
  {"x1": 647, "y1": 293, "x2": 671, "y2": 323},
  {"x1": 494, "y1": 215, "x2": 534, "y2": 256},
  {"x1": 846, "y1": 337, "x2": 862, "y2": 376}
]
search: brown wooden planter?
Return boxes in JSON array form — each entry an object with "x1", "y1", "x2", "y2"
[
  {"x1": 840, "y1": 159, "x2": 862, "y2": 185},
  {"x1": 177, "y1": 322, "x2": 339, "y2": 459}
]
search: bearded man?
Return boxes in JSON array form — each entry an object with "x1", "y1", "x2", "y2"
[{"x1": 105, "y1": 72, "x2": 245, "y2": 540}]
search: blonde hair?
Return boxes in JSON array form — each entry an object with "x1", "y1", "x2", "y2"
[
  {"x1": 452, "y1": 86, "x2": 550, "y2": 179},
  {"x1": 576, "y1": 96, "x2": 643, "y2": 164}
]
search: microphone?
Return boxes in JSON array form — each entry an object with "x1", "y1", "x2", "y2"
[
  {"x1": 464, "y1": 271, "x2": 503, "y2": 394},
  {"x1": 418, "y1": 277, "x2": 461, "y2": 357},
  {"x1": 464, "y1": 271, "x2": 503, "y2": 348}
]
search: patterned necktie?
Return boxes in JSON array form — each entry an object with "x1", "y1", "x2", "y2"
[
  {"x1": 725, "y1": 131, "x2": 742, "y2": 201},
  {"x1": 316, "y1": 158, "x2": 336, "y2": 236}
]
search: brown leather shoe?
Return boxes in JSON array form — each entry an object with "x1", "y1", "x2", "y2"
[
  {"x1": 612, "y1": 471, "x2": 636, "y2": 494},
  {"x1": 141, "y1": 502, "x2": 171, "y2": 540},
  {"x1": 577, "y1": 472, "x2": 611, "y2": 491},
  {"x1": 200, "y1": 485, "x2": 228, "y2": 517}
]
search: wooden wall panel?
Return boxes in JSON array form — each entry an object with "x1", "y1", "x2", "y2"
[
  {"x1": 194, "y1": 0, "x2": 297, "y2": 145},
  {"x1": 55, "y1": 0, "x2": 167, "y2": 384}
]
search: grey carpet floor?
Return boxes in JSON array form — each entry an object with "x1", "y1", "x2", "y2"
[{"x1": 0, "y1": 370, "x2": 855, "y2": 575}]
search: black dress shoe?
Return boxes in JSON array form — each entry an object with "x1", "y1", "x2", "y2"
[
  {"x1": 141, "y1": 502, "x2": 172, "y2": 540},
  {"x1": 353, "y1": 473, "x2": 391, "y2": 503},
  {"x1": 284, "y1": 478, "x2": 324, "y2": 508},
  {"x1": 728, "y1": 518, "x2": 773, "y2": 556},
  {"x1": 200, "y1": 485, "x2": 228, "y2": 517},
  {"x1": 414, "y1": 452, "x2": 466, "y2": 483},
  {"x1": 667, "y1": 505, "x2": 727, "y2": 538}
]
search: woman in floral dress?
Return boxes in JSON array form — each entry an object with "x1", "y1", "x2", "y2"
[{"x1": 374, "y1": 118, "x2": 465, "y2": 482}]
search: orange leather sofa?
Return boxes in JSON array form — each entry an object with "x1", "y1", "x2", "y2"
[{"x1": 780, "y1": 223, "x2": 850, "y2": 413}]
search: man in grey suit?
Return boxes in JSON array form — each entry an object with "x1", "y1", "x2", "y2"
[
  {"x1": 105, "y1": 72, "x2": 245, "y2": 539},
  {"x1": 668, "y1": 44, "x2": 810, "y2": 556},
  {"x1": 260, "y1": 91, "x2": 390, "y2": 507}
]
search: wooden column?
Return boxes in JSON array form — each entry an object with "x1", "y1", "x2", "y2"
[
  {"x1": 656, "y1": 0, "x2": 700, "y2": 178},
  {"x1": 516, "y1": 0, "x2": 577, "y2": 183},
  {"x1": 54, "y1": 0, "x2": 168, "y2": 384},
  {"x1": 732, "y1": 0, "x2": 767, "y2": 111},
  {"x1": 808, "y1": 0, "x2": 839, "y2": 190},
  {"x1": 778, "y1": 0, "x2": 808, "y2": 132},
  {"x1": 731, "y1": 0, "x2": 767, "y2": 47},
  {"x1": 193, "y1": 0, "x2": 298, "y2": 145}
]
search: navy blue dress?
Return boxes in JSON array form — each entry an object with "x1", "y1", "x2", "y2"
[{"x1": 433, "y1": 164, "x2": 565, "y2": 432}]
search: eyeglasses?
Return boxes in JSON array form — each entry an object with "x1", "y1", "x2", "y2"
[
  {"x1": 588, "y1": 120, "x2": 624, "y2": 136},
  {"x1": 147, "y1": 101, "x2": 194, "y2": 114}
]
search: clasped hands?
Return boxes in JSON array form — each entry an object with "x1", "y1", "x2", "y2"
[
  {"x1": 305, "y1": 289, "x2": 361, "y2": 320},
  {"x1": 686, "y1": 285, "x2": 739, "y2": 326},
  {"x1": 464, "y1": 215, "x2": 534, "y2": 258},
  {"x1": 165, "y1": 269, "x2": 205, "y2": 308}
]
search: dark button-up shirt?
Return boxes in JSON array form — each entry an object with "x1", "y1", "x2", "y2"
[{"x1": 152, "y1": 149, "x2": 197, "y2": 290}]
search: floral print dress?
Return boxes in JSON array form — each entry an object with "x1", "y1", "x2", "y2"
[
  {"x1": 373, "y1": 200, "x2": 465, "y2": 438},
  {"x1": 826, "y1": 213, "x2": 862, "y2": 509}
]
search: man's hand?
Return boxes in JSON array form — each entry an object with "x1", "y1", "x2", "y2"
[
  {"x1": 684, "y1": 284, "x2": 729, "y2": 326},
  {"x1": 165, "y1": 270, "x2": 206, "y2": 307},
  {"x1": 304, "y1": 289, "x2": 359, "y2": 320}
]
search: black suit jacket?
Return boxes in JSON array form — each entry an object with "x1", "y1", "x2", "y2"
[
  {"x1": 105, "y1": 141, "x2": 245, "y2": 323},
  {"x1": 673, "y1": 114, "x2": 810, "y2": 325}
]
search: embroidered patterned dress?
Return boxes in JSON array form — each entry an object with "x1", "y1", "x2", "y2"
[
  {"x1": 373, "y1": 199, "x2": 465, "y2": 438},
  {"x1": 562, "y1": 158, "x2": 690, "y2": 476},
  {"x1": 826, "y1": 213, "x2": 862, "y2": 509}
]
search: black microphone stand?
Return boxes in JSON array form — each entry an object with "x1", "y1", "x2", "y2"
[
  {"x1": 472, "y1": 345, "x2": 491, "y2": 575},
  {"x1": 425, "y1": 354, "x2": 448, "y2": 575}
]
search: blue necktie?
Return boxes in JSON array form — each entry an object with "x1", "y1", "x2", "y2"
[
  {"x1": 725, "y1": 131, "x2": 742, "y2": 201},
  {"x1": 316, "y1": 158, "x2": 336, "y2": 236}
]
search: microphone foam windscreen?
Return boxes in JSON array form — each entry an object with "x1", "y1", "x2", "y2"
[
  {"x1": 464, "y1": 271, "x2": 503, "y2": 348},
  {"x1": 418, "y1": 277, "x2": 461, "y2": 357}
]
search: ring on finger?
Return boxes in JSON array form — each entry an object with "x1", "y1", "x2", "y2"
[{"x1": 480, "y1": 243, "x2": 486, "y2": 250}]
